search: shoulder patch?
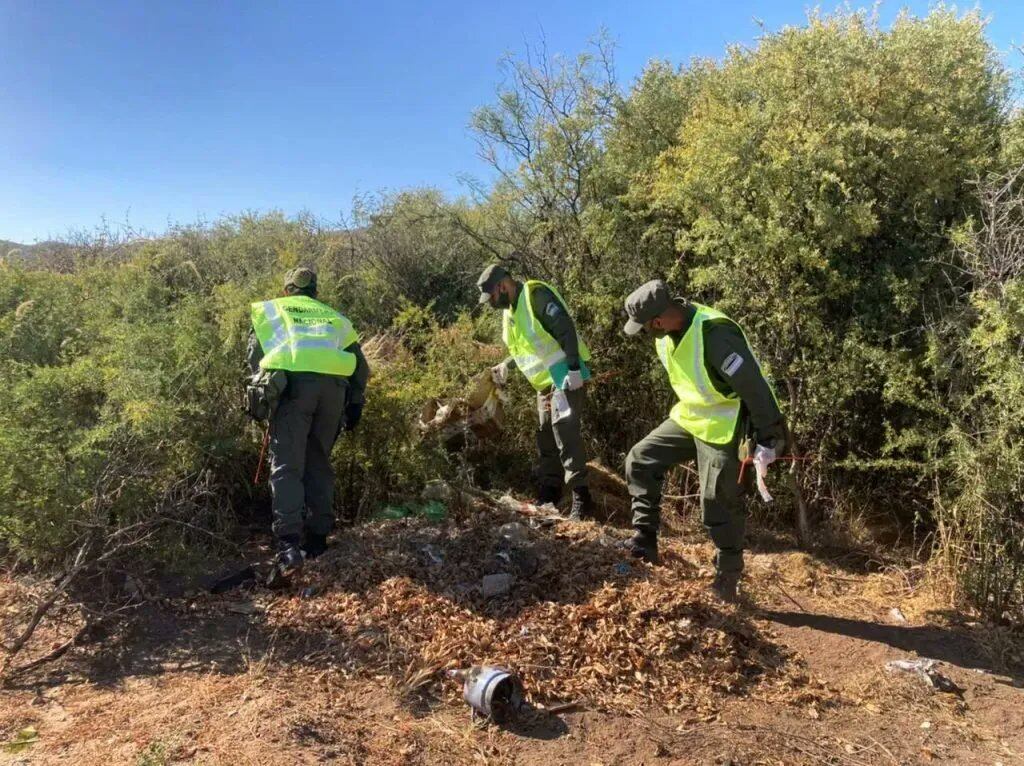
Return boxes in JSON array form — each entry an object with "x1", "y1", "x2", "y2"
[
  {"x1": 721, "y1": 352, "x2": 744, "y2": 377},
  {"x1": 544, "y1": 301, "x2": 564, "y2": 318}
]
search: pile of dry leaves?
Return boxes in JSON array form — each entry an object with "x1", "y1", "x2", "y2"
[{"x1": 264, "y1": 498, "x2": 829, "y2": 715}]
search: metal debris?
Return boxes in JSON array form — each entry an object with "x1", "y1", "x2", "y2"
[{"x1": 481, "y1": 573, "x2": 514, "y2": 599}]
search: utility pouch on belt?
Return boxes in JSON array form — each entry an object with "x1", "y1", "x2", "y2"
[
  {"x1": 244, "y1": 369, "x2": 288, "y2": 422},
  {"x1": 737, "y1": 406, "x2": 755, "y2": 460}
]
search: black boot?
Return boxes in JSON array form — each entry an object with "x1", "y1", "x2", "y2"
[
  {"x1": 709, "y1": 570, "x2": 741, "y2": 604},
  {"x1": 303, "y1": 532, "x2": 329, "y2": 560},
  {"x1": 568, "y1": 486, "x2": 595, "y2": 521},
  {"x1": 275, "y1": 535, "x2": 304, "y2": 575},
  {"x1": 620, "y1": 530, "x2": 659, "y2": 564},
  {"x1": 535, "y1": 484, "x2": 562, "y2": 507}
]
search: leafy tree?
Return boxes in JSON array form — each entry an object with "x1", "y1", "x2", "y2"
[
  {"x1": 642, "y1": 8, "x2": 1007, "y2": 519},
  {"x1": 466, "y1": 34, "x2": 617, "y2": 282}
]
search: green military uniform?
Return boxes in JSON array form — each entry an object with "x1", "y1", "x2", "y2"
[
  {"x1": 247, "y1": 270, "x2": 370, "y2": 547},
  {"x1": 623, "y1": 280, "x2": 785, "y2": 575},
  {"x1": 520, "y1": 282, "x2": 591, "y2": 494},
  {"x1": 477, "y1": 265, "x2": 593, "y2": 514}
]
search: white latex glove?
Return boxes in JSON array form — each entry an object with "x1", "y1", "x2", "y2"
[
  {"x1": 491, "y1": 362, "x2": 509, "y2": 386},
  {"x1": 753, "y1": 444, "x2": 776, "y2": 503},
  {"x1": 563, "y1": 369, "x2": 584, "y2": 391}
]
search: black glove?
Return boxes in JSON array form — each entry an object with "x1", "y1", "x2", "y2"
[
  {"x1": 344, "y1": 402, "x2": 364, "y2": 432},
  {"x1": 756, "y1": 419, "x2": 789, "y2": 456}
]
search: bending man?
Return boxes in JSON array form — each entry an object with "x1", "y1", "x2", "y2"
[
  {"x1": 247, "y1": 267, "x2": 369, "y2": 575},
  {"x1": 477, "y1": 263, "x2": 595, "y2": 519},
  {"x1": 621, "y1": 279, "x2": 786, "y2": 602}
]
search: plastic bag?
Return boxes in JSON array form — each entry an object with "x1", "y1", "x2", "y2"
[
  {"x1": 753, "y1": 445, "x2": 776, "y2": 502},
  {"x1": 550, "y1": 388, "x2": 572, "y2": 424}
]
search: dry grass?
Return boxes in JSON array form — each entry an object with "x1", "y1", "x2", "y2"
[{"x1": 262, "y1": 500, "x2": 830, "y2": 716}]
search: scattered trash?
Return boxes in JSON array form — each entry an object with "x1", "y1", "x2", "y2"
[
  {"x1": 498, "y1": 522, "x2": 531, "y2": 545},
  {"x1": 888, "y1": 607, "x2": 908, "y2": 624},
  {"x1": 300, "y1": 586, "x2": 320, "y2": 599},
  {"x1": 449, "y1": 666, "x2": 524, "y2": 722},
  {"x1": 613, "y1": 562, "x2": 631, "y2": 576},
  {"x1": 421, "y1": 544, "x2": 445, "y2": 567},
  {"x1": 4, "y1": 726, "x2": 39, "y2": 754},
  {"x1": 543, "y1": 699, "x2": 582, "y2": 715},
  {"x1": 420, "y1": 370, "x2": 507, "y2": 450},
  {"x1": 509, "y1": 547, "x2": 540, "y2": 577},
  {"x1": 375, "y1": 505, "x2": 413, "y2": 521},
  {"x1": 422, "y1": 480, "x2": 454, "y2": 503},
  {"x1": 227, "y1": 601, "x2": 258, "y2": 615},
  {"x1": 497, "y1": 493, "x2": 528, "y2": 514},
  {"x1": 885, "y1": 658, "x2": 965, "y2": 696},
  {"x1": 266, "y1": 503, "x2": 821, "y2": 713},
  {"x1": 481, "y1": 572, "x2": 514, "y2": 599},
  {"x1": 929, "y1": 673, "x2": 966, "y2": 696},
  {"x1": 921, "y1": 720, "x2": 932, "y2": 729},
  {"x1": 488, "y1": 522, "x2": 540, "y2": 578},
  {"x1": 886, "y1": 658, "x2": 937, "y2": 676},
  {"x1": 495, "y1": 494, "x2": 571, "y2": 531},
  {"x1": 374, "y1": 500, "x2": 447, "y2": 523},
  {"x1": 419, "y1": 501, "x2": 448, "y2": 522}
]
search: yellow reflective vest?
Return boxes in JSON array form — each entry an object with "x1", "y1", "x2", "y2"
[
  {"x1": 250, "y1": 295, "x2": 358, "y2": 376},
  {"x1": 501, "y1": 280, "x2": 591, "y2": 391},
  {"x1": 655, "y1": 303, "x2": 766, "y2": 444}
]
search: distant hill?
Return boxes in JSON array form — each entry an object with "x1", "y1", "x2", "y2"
[
  {"x1": 1, "y1": 239, "x2": 27, "y2": 259},
  {"x1": 1, "y1": 239, "x2": 81, "y2": 269},
  {"x1": 2, "y1": 239, "x2": 53, "y2": 260}
]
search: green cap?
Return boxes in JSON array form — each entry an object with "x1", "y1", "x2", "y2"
[
  {"x1": 623, "y1": 279, "x2": 672, "y2": 335},
  {"x1": 476, "y1": 263, "x2": 509, "y2": 304},
  {"x1": 284, "y1": 267, "x2": 317, "y2": 292}
]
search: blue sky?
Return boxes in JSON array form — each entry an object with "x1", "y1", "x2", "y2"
[{"x1": 1, "y1": 1, "x2": 1021, "y2": 243}]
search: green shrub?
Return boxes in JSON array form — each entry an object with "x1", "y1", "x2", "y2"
[
  {"x1": 1, "y1": 7, "x2": 1022, "y2": 624},
  {"x1": 937, "y1": 168, "x2": 1024, "y2": 619}
]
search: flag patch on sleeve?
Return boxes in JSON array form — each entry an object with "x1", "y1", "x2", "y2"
[{"x1": 722, "y1": 352, "x2": 744, "y2": 376}]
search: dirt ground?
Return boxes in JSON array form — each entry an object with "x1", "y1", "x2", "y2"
[{"x1": 2, "y1": 500, "x2": 1022, "y2": 766}]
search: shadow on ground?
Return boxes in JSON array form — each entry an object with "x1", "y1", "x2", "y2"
[{"x1": 762, "y1": 609, "x2": 1024, "y2": 685}]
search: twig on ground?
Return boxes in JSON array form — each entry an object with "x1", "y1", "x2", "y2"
[
  {"x1": 774, "y1": 581, "x2": 809, "y2": 613},
  {"x1": 1, "y1": 539, "x2": 92, "y2": 677},
  {"x1": 867, "y1": 734, "x2": 900, "y2": 765},
  {"x1": 2, "y1": 625, "x2": 88, "y2": 679}
]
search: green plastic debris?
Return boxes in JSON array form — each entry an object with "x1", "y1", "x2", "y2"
[
  {"x1": 374, "y1": 500, "x2": 447, "y2": 523},
  {"x1": 420, "y1": 501, "x2": 446, "y2": 522},
  {"x1": 5, "y1": 726, "x2": 39, "y2": 754},
  {"x1": 375, "y1": 506, "x2": 411, "y2": 520}
]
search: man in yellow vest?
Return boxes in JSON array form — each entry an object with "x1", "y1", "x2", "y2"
[
  {"x1": 247, "y1": 267, "x2": 369, "y2": 575},
  {"x1": 621, "y1": 279, "x2": 786, "y2": 602},
  {"x1": 477, "y1": 263, "x2": 594, "y2": 519}
]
